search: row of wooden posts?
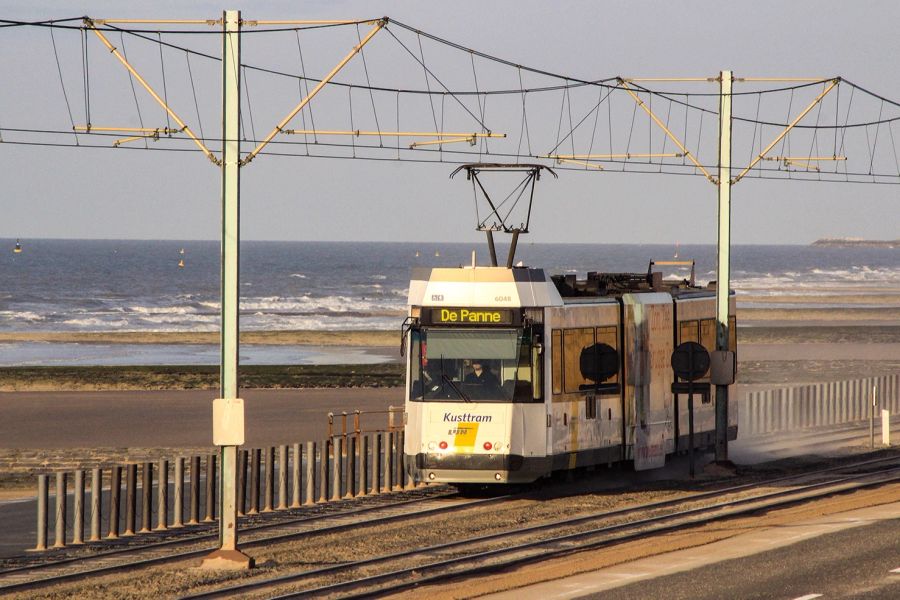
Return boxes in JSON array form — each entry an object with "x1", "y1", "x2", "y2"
[{"x1": 34, "y1": 431, "x2": 412, "y2": 551}]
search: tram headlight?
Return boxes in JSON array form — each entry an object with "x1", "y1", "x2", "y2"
[
  {"x1": 427, "y1": 441, "x2": 436, "y2": 451},
  {"x1": 494, "y1": 441, "x2": 502, "y2": 452}
]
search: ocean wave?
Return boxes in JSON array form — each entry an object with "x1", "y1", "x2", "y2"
[
  {"x1": 135, "y1": 314, "x2": 220, "y2": 325},
  {"x1": 662, "y1": 267, "x2": 693, "y2": 281},
  {"x1": 8, "y1": 242, "x2": 897, "y2": 340},
  {"x1": 126, "y1": 305, "x2": 202, "y2": 315},
  {"x1": 733, "y1": 265, "x2": 900, "y2": 288},
  {"x1": 738, "y1": 289, "x2": 900, "y2": 297},
  {"x1": 240, "y1": 295, "x2": 403, "y2": 314},
  {"x1": 240, "y1": 313, "x2": 398, "y2": 331},
  {"x1": 732, "y1": 275, "x2": 800, "y2": 288},
  {"x1": 0, "y1": 310, "x2": 46, "y2": 322},
  {"x1": 62, "y1": 317, "x2": 131, "y2": 328},
  {"x1": 809, "y1": 266, "x2": 900, "y2": 281},
  {"x1": 738, "y1": 301, "x2": 900, "y2": 309}
]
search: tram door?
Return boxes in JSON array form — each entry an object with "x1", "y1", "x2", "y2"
[{"x1": 623, "y1": 293, "x2": 674, "y2": 470}]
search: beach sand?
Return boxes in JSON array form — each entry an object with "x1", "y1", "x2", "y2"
[{"x1": 739, "y1": 306, "x2": 900, "y2": 323}]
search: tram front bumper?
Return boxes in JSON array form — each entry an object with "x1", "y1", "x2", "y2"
[
  {"x1": 413, "y1": 452, "x2": 543, "y2": 484},
  {"x1": 415, "y1": 452, "x2": 524, "y2": 471}
]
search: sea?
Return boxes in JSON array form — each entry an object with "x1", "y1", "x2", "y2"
[{"x1": 1, "y1": 239, "x2": 898, "y2": 366}]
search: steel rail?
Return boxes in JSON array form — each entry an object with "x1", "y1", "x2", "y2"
[
  {"x1": 4, "y1": 455, "x2": 897, "y2": 595},
  {"x1": 180, "y1": 457, "x2": 900, "y2": 599},
  {"x1": 278, "y1": 469, "x2": 900, "y2": 599},
  {"x1": 0, "y1": 486, "x2": 485, "y2": 591}
]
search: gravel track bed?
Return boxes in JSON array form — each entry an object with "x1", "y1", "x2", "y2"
[{"x1": 12, "y1": 449, "x2": 899, "y2": 599}]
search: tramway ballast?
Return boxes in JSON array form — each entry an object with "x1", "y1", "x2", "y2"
[{"x1": 402, "y1": 262, "x2": 737, "y2": 485}]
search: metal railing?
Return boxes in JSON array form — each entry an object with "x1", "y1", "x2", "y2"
[
  {"x1": 740, "y1": 373, "x2": 898, "y2": 436},
  {"x1": 31, "y1": 430, "x2": 415, "y2": 552},
  {"x1": 327, "y1": 405, "x2": 406, "y2": 437}
]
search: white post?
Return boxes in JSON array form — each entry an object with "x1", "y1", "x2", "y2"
[
  {"x1": 883, "y1": 410, "x2": 891, "y2": 446},
  {"x1": 870, "y1": 384, "x2": 876, "y2": 448}
]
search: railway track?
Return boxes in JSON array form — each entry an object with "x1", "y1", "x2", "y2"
[
  {"x1": 3, "y1": 454, "x2": 897, "y2": 597},
  {"x1": 0, "y1": 485, "x2": 507, "y2": 593},
  {"x1": 179, "y1": 455, "x2": 900, "y2": 599}
]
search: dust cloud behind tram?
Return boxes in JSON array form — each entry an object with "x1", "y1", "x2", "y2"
[{"x1": 402, "y1": 164, "x2": 737, "y2": 485}]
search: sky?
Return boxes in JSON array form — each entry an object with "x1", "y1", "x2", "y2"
[{"x1": 0, "y1": 0, "x2": 898, "y2": 245}]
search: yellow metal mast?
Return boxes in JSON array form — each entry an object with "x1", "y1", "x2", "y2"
[
  {"x1": 83, "y1": 19, "x2": 220, "y2": 164},
  {"x1": 241, "y1": 19, "x2": 386, "y2": 165}
]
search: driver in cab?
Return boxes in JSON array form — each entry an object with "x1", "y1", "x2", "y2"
[{"x1": 464, "y1": 360, "x2": 499, "y2": 387}]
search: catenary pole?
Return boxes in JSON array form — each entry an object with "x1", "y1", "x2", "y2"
[
  {"x1": 715, "y1": 70, "x2": 733, "y2": 462},
  {"x1": 201, "y1": 9, "x2": 253, "y2": 569},
  {"x1": 219, "y1": 6, "x2": 241, "y2": 558}
]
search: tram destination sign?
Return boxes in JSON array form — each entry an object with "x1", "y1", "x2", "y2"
[{"x1": 425, "y1": 307, "x2": 519, "y2": 326}]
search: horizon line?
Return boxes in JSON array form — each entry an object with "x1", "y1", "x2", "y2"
[{"x1": 0, "y1": 236, "x2": 825, "y2": 246}]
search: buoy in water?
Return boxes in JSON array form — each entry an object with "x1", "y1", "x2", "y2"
[
  {"x1": 178, "y1": 259, "x2": 185, "y2": 268},
  {"x1": 13, "y1": 239, "x2": 22, "y2": 254}
]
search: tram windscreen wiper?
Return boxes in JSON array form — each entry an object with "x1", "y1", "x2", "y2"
[
  {"x1": 442, "y1": 373, "x2": 471, "y2": 402},
  {"x1": 437, "y1": 355, "x2": 470, "y2": 402}
]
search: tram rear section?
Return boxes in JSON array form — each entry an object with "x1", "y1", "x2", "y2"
[{"x1": 403, "y1": 263, "x2": 737, "y2": 485}]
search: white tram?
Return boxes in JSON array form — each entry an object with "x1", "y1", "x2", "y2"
[{"x1": 402, "y1": 263, "x2": 737, "y2": 484}]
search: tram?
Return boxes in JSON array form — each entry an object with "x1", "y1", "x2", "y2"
[{"x1": 402, "y1": 262, "x2": 737, "y2": 484}]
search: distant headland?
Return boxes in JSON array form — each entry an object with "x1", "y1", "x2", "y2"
[{"x1": 811, "y1": 238, "x2": 899, "y2": 248}]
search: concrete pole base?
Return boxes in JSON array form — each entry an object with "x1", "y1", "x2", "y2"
[{"x1": 199, "y1": 549, "x2": 255, "y2": 570}]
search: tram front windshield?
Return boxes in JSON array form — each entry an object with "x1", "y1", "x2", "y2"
[{"x1": 410, "y1": 328, "x2": 539, "y2": 403}]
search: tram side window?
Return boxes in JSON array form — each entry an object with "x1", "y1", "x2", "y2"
[
  {"x1": 510, "y1": 332, "x2": 541, "y2": 402},
  {"x1": 595, "y1": 325, "x2": 619, "y2": 384},
  {"x1": 679, "y1": 317, "x2": 737, "y2": 354},
  {"x1": 679, "y1": 319, "x2": 699, "y2": 344},
  {"x1": 700, "y1": 319, "x2": 716, "y2": 353},
  {"x1": 409, "y1": 329, "x2": 424, "y2": 399},
  {"x1": 551, "y1": 329, "x2": 562, "y2": 395},
  {"x1": 563, "y1": 328, "x2": 595, "y2": 394},
  {"x1": 729, "y1": 316, "x2": 737, "y2": 352}
]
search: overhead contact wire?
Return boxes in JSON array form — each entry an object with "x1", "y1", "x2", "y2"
[
  {"x1": 416, "y1": 32, "x2": 443, "y2": 134},
  {"x1": 119, "y1": 32, "x2": 149, "y2": 148},
  {"x1": 49, "y1": 26, "x2": 79, "y2": 144},
  {"x1": 384, "y1": 25, "x2": 494, "y2": 131},
  {"x1": 357, "y1": 24, "x2": 383, "y2": 146},
  {"x1": 185, "y1": 51, "x2": 205, "y2": 142},
  {"x1": 868, "y1": 100, "x2": 884, "y2": 176},
  {"x1": 5, "y1": 129, "x2": 900, "y2": 183},
  {"x1": 81, "y1": 27, "x2": 90, "y2": 128},
  {"x1": 158, "y1": 32, "x2": 171, "y2": 131},
  {"x1": 294, "y1": 30, "x2": 317, "y2": 146}
]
